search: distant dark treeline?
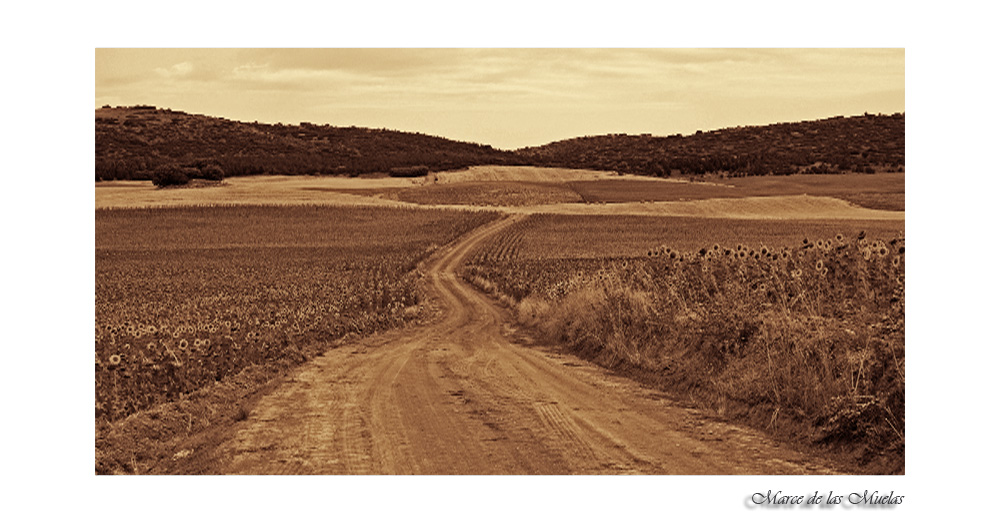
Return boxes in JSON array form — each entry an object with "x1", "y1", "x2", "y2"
[
  {"x1": 517, "y1": 113, "x2": 904, "y2": 177},
  {"x1": 95, "y1": 106, "x2": 904, "y2": 182},
  {"x1": 95, "y1": 106, "x2": 521, "y2": 181}
]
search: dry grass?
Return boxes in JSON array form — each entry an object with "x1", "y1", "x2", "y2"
[{"x1": 466, "y1": 223, "x2": 905, "y2": 473}]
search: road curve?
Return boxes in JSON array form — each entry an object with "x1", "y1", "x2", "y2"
[{"x1": 205, "y1": 215, "x2": 839, "y2": 474}]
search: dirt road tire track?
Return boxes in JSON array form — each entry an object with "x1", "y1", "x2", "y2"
[{"x1": 196, "y1": 215, "x2": 839, "y2": 474}]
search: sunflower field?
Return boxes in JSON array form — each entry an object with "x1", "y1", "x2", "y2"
[{"x1": 96, "y1": 204, "x2": 498, "y2": 422}]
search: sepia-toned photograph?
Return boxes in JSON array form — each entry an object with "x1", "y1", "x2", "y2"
[{"x1": 94, "y1": 48, "x2": 905, "y2": 476}]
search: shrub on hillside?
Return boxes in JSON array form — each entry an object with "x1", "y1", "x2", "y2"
[
  {"x1": 389, "y1": 165, "x2": 430, "y2": 177},
  {"x1": 198, "y1": 163, "x2": 226, "y2": 180},
  {"x1": 150, "y1": 164, "x2": 190, "y2": 187}
]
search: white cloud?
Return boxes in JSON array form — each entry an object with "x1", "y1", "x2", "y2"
[{"x1": 154, "y1": 61, "x2": 194, "y2": 78}]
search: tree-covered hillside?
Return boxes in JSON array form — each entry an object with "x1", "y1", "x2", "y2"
[
  {"x1": 96, "y1": 106, "x2": 904, "y2": 181},
  {"x1": 517, "y1": 113, "x2": 904, "y2": 177},
  {"x1": 95, "y1": 106, "x2": 519, "y2": 180}
]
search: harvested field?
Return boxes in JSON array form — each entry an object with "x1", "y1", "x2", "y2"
[
  {"x1": 95, "y1": 175, "x2": 423, "y2": 209},
  {"x1": 395, "y1": 181, "x2": 583, "y2": 207},
  {"x1": 97, "y1": 169, "x2": 905, "y2": 215},
  {"x1": 431, "y1": 165, "x2": 619, "y2": 184},
  {"x1": 568, "y1": 172, "x2": 904, "y2": 210},
  {"x1": 518, "y1": 195, "x2": 903, "y2": 220},
  {"x1": 836, "y1": 192, "x2": 906, "y2": 211}
]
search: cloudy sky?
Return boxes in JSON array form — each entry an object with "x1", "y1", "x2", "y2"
[{"x1": 96, "y1": 48, "x2": 904, "y2": 150}]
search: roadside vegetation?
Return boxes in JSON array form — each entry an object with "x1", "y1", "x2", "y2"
[{"x1": 464, "y1": 215, "x2": 905, "y2": 473}]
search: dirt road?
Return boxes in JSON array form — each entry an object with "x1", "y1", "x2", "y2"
[{"x1": 200, "y1": 216, "x2": 838, "y2": 474}]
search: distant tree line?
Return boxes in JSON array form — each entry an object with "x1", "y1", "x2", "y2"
[
  {"x1": 95, "y1": 107, "x2": 904, "y2": 183},
  {"x1": 518, "y1": 113, "x2": 905, "y2": 177},
  {"x1": 95, "y1": 106, "x2": 521, "y2": 183}
]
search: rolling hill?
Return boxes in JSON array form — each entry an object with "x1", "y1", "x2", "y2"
[
  {"x1": 95, "y1": 106, "x2": 518, "y2": 181},
  {"x1": 517, "y1": 113, "x2": 904, "y2": 177},
  {"x1": 96, "y1": 106, "x2": 904, "y2": 181}
]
